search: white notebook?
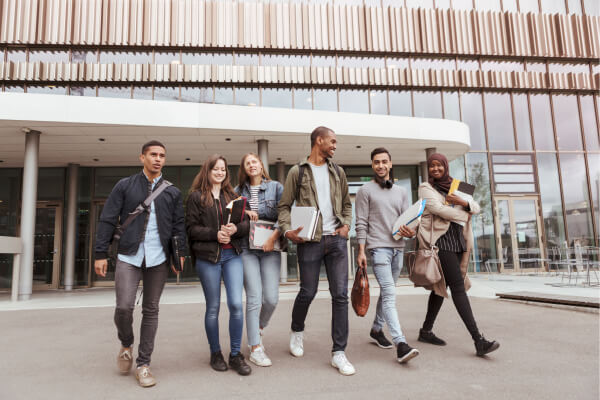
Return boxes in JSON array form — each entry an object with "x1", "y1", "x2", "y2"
[
  {"x1": 392, "y1": 199, "x2": 426, "y2": 240},
  {"x1": 291, "y1": 206, "x2": 321, "y2": 241}
]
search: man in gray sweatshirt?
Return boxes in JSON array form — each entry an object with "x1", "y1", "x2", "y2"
[{"x1": 355, "y1": 147, "x2": 420, "y2": 364}]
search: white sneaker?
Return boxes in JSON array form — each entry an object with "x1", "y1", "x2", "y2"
[
  {"x1": 331, "y1": 352, "x2": 356, "y2": 376},
  {"x1": 289, "y1": 331, "x2": 304, "y2": 357},
  {"x1": 249, "y1": 345, "x2": 272, "y2": 367}
]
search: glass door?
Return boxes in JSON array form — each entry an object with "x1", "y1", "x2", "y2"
[
  {"x1": 33, "y1": 202, "x2": 63, "y2": 288},
  {"x1": 90, "y1": 201, "x2": 116, "y2": 286},
  {"x1": 493, "y1": 196, "x2": 545, "y2": 272}
]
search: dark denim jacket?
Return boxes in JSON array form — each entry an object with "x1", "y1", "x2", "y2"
[{"x1": 236, "y1": 178, "x2": 284, "y2": 236}]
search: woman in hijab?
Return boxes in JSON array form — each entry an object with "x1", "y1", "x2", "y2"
[{"x1": 415, "y1": 153, "x2": 499, "y2": 357}]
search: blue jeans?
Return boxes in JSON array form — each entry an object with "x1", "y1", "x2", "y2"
[
  {"x1": 370, "y1": 247, "x2": 406, "y2": 345},
  {"x1": 241, "y1": 249, "x2": 281, "y2": 347},
  {"x1": 195, "y1": 248, "x2": 244, "y2": 355},
  {"x1": 291, "y1": 235, "x2": 349, "y2": 352}
]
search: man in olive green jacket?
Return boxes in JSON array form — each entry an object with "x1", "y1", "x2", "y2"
[{"x1": 278, "y1": 126, "x2": 355, "y2": 376}]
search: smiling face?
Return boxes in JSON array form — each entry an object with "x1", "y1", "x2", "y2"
[
  {"x1": 140, "y1": 145, "x2": 166, "y2": 176},
  {"x1": 209, "y1": 159, "x2": 227, "y2": 185},
  {"x1": 428, "y1": 159, "x2": 445, "y2": 180},
  {"x1": 317, "y1": 131, "x2": 337, "y2": 159},
  {"x1": 243, "y1": 154, "x2": 263, "y2": 180},
  {"x1": 372, "y1": 152, "x2": 392, "y2": 180}
]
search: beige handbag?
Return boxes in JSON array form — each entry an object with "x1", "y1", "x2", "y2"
[{"x1": 408, "y1": 216, "x2": 442, "y2": 286}]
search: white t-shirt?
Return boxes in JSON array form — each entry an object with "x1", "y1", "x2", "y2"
[{"x1": 309, "y1": 162, "x2": 337, "y2": 235}]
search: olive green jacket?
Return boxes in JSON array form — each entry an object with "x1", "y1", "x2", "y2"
[{"x1": 277, "y1": 158, "x2": 352, "y2": 242}]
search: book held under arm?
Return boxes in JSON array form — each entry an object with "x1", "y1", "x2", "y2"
[
  {"x1": 226, "y1": 196, "x2": 247, "y2": 224},
  {"x1": 249, "y1": 220, "x2": 282, "y2": 251},
  {"x1": 291, "y1": 206, "x2": 320, "y2": 241},
  {"x1": 447, "y1": 179, "x2": 475, "y2": 204},
  {"x1": 392, "y1": 199, "x2": 426, "y2": 240}
]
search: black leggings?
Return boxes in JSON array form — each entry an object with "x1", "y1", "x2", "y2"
[{"x1": 422, "y1": 250, "x2": 480, "y2": 340}]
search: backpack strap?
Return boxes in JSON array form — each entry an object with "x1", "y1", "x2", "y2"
[{"x1": 294, "y1": 161, "x2": 341, "y2": 201}]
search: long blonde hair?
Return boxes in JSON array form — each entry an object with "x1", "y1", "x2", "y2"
[
  {"x1": 238, "y1": 152, "x2": 271, "y2": 187},
  {"x1": 189, "y1": 154, "x2": 237, "y2": 207}
]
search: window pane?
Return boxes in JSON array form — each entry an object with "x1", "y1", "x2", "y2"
[
  {"x1": 215, "y1": 87, "x2": 233, "y2": 105},
  {"x1": 100, "y1": 51, "x2": 151, "y2": 63},
  {"x1": 133, "y1": 86, "x2": 153, "y2": 100},
  {"x1": 484, "y1": 92, "x2": 515, "y2": 150},
  {"x1": 588, "y1": 153, "x2": 599, "y2": 243},
  {"x1": 7, "y1": 50, "x2": 26, "y2": 62},
  {"x1": 27, "y1": 85, "x2": 67, "y2": 95},
  {"x1": 72, "y1": 51, "x2": 97, "y2": 63},
  {"x1": 70, "y1": 87, "x2": 96, "y2": 96},
  {"x1": 536, "y1": 153, "x2": 567, "y2": 249},
  {"x1": 0, "y1": 169, "x2": 21, "y2": 289},
  {"x1": 313, "y1": 89, "x2": 337, "y2": 111},
  {"x1": 311, "y1": 56, "x2": 335, "y2": 67},
  {"x1": 294, "y1": 88, "x2": 312, "y2": 110},
  {"x1": 584, "y1": 0, "x2": 599, "y2": 15},
  {"x1": 494, "y1": 174, "x2": 535, "y2": 183},
  {"x1": 155, "y1": 52, "x2": 180, "y2": 64},
  {"x1": 548, "y1": 62, "x2": 590, "y2": 74},
  {"x1": 503, "y1": 0, "x2": 519, "y2": 11},
  {"x1": 29, "y1": 50, "x2": 69, "y2": 63},
  {"x1": 567, "y1": 0, "x2": 582, "y2": 14},
  {"x1": 466, "y1": 153, "x2": 497, "y2": 269},
  {"x1": 182, "y1": 52, "x2": 233, "y2": 64},
  {"x1": 387, "y1": 57, "x2": 409, "y2": 69},
  {"x1": 475, "y1": 0, "x2": 501, "y2": 11},
  {"x1": 339, "y1": 90, "x2": 368, "y2": 114},
  {"x1": 414, "y1": 91, "x2": 442, "y2": 119},
  {"x1": 235, "y1": 87, "x2": 259, "y2": 106},
  {"x1": 4, "y1": 85, "x2": 24, "y2": 92},
  {"x1": 580, "y1": 95, "x2": 599, "y2": 151},
  {"x1": 559, "y1": 153, "x2": 594, "y2": 246},
  {"x1": 154, "y1": 86, "x2": 179, "y2": 101},
  {"x1": 481, "y1": 60, "x2": 525, "y2": 72},
  {"x1": 541, "y1": 0, "x2": 567, "y2": 13},
  {"x1": 98, "y1": 86, "x2": 131, "y2": 99},
  {"x1": 262, "y1": 88, "x2": 292, "y2": 108},
  {"x1": 495, "y1": 183, "x2": 536, "y2": 192},
  {"x1": 449, "y1": 155, "x2": 466, "y2": 181},
  {"x1": 235, "y1": 53, "x2": 258, "y2": 66},
  {"x1": 530, "y1": 94, "x2": 555, "y2": 150},
  {"x1": 513, "y1": 93, "x2": 533, "y2": 150},
  {"x1": 338, "y1": 56, "x2": 383, "y2": 68},
  {"x1": 443, "y1": 91, "x2": 460, "y2": 121},
  {"x1": 411, "y1": 57, "x2": 455, "y2": 70},
  {"x1": 552, "y1": 94, "x2": 583, "y2": 150},
  {"x1": 461, "y1": 91, "x2": 487, "y2": 150},
  {"x1": 457, "y1": 59, "x2": 479, "y2": 70},
  {"x1": 181, "y1": 87, "x2": 213, "y2": 103},
  {"x1": 389, "y1": 91, "x2": 412, "y2": 117},
  {"x1": 526, "y1": 62, "x2": 547, "y2": 72},
  {"x1": 493, "y1": 164, "x2": 534, "y2": 173},
  {"x1": 262, "y1": 54, "x2": 310, "y2": 66},
  {"x1": 520, "y1": 0, "x2": 540, "y2": 12},
  {"x1": 369, "y1": 90, "x2": 388, "y2": 115}
]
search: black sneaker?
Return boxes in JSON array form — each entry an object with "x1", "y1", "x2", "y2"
[
  {"x1": 370, "y1": 329, "x2": 394, "y2": 349},
  {"x1": 229, "y1": 353, "x2": 252, "y2": 376},
  {"x1": 210, "y1": 351, "x2": 228, "y2": 372},
  {"x1": 396, "y1": 342, "x2": 420, "y2": 363},
  {"x1": 418, "y1": 329, "x2": 447, "y2": 346},
  {"x1": 475, "y1": 335, "x2": 500, "y2": 357}
]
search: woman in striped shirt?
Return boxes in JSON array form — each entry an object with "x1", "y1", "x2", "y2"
[
  {"x1": 415, "y1": 153, "x2": 499, "y2": 357},
  {"x1": 235, "y1": 153, "x2": 284, "y2": 367}
]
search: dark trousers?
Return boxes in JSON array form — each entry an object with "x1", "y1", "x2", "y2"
[
  {"x1": 291, "y1": 234, "x2": 349, "y2": 352},
  {"x1": 422, "y1": 250, "x2": 480, "y2": 340},
  {"x1": 114, "y1": 259, "x2": 168, "y2": 367}
]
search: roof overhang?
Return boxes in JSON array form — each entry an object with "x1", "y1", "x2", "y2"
[{"x1": 0, "y1": 93, "x2": 470, "y2": 167}]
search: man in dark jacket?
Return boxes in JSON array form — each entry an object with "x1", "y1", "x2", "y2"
[{"x1": 94, "y1": 140, "x2": 185, "y2": 388}]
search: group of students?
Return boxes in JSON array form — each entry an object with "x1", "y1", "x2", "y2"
[{"x1": 94, "y1": 126, "x2": 499, "y2": 388}]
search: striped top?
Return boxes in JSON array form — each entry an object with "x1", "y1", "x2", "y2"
[
  {"x1": 248, "y1": 185, "x2": 260, "y2": 212},
  {"x1": 436, "y1": 222, "x2": 467, "y2": 253}
]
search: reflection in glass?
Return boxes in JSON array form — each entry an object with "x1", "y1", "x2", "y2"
[
  {"x1": 235, "y1": 87, "x2": 259, "y2": 106},
  {"x1": 475, "y1": 0, "x2": 501, "y2": 11},
  {"x1": 26, "y1": 85, "x2": 67, "y2": 95},
  {"x1": 466, "y1": 153, "x2": 497, "y2": 270},
  {"x1": 443, "y1": 91, "x2": 460, "y2": 121},
  {"x1": 33, "y1": 207, "x2": 57, "y2": 285},
  {"x1": 460, "y1": 91, "x2": 487, "y2": 150},
  {"x1": 74, "y1": 167, "x2": 92, "y2": 286},
  {"x1": 552, "y1": 94, "x2": 582, "y2": 150},
  {"x1": 389, "y1": 91, "x2": 412, "y2": 117},
  {"x1": 530, "y1": 94, "x2": 555, "y2": 150},
  {"x1": 512, "y1": 93, "x2": 533, "y2": 150},
  {"x1": 154, "y1": 86, "x2": 179, "y2": 101},
  {"x1": 449, "y1": 155, "x2": 466, "y2": 181},
  {"x1": 559, "y1": 153, "x2": 594, "y2": 246},
  {"x1": 313, "y1": 89, "x2": 337, "y2": 111},
  {"x1": 262, "y1": 88, "x2": 292, "y2": 108},
  {"x1": 369, "y1": 90, "x2": 388, "y2": 115},
  {"x1": 588, "y1": 153, "x2": 599, "y2": 242},
  {"x1": 580, "y1": 95, "x2": 599, "y2": 151},
  {"x1": 495, "y1": 199, "x2": 515, "y2": 270},
  {"x1": 512, "y1": 199, "x2": 543, "y2": 270},
  {"x1": 97, "y1": 86, "x2": 132, "y2": 99},
  {"x1": 293, "y1": 88, "x2": 312, "y2": 110},
  {"x1": 541, "y1": 0, "x2": 567, "y2": 13},
  {"x1": 520, "y1": 0, "x2": 540, "y2": 12},
  {"x1": 215, "y1": 87, "x2": 233, "y2": 105},
  {"x1": 339, "y1": 90, "x2": 368, "y2": 114},
  {"x1": 29, "y1": 51, "x2": 69, "y2": 63},
  {"x1": 485, "y1": 92, "x2": 515, "y2": 150},
  {"x1": 567, "y1": 0, "x2": 582, "y2": 14},
  {"x1": 0, "y1": 168, "x2": 21, "y2": 289},
  {"x1": 413, "y1": 91, "x2": 442, "y2": 119},
  {"x1": 70, "y1": 87, "x2": 96, "y2": 97},
  {"x1": 181, "y1": 87, "x2": 213, "y2": 103},
  {"x1": 72, "y1": 51, "x2": 97, "y2": 63},
  {"x1": 133, "y1": 86, "x2": 153, "y2": 100}
]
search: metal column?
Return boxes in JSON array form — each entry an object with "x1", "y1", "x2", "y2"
[
  {"x1": 421, "y1": 147, "x2": 437, "y2": 182},
  {"x1": 257, "y1": 139, "x2": 269, "y2": 171},
  {"x1": 276, "y1": 161, "x2": 286, "y2": 184},
  {"x1": 64, "y1": 163, "x2": 79, "y2": 291},
  {"x1": 18, "y1": 129, "x2": 41, "y2": 300}
]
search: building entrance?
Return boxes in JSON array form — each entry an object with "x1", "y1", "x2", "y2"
[
  {"x1": 493, "y1": 196, "x2": 546, "y2": 272},
  {"x1": 90, "y1": 201, "x2": 116, "y2": 286},
  {"x1": 33, "y1": 202, "x2": 63, "y2": 289}
]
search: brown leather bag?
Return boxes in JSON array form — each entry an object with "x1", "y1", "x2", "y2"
[
  {"x1": 407, "y1": 216, "x2": 442, "y2": 286},
  {"x1": 351, "y1": 266, "x2": 370, "y2": 317}
]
